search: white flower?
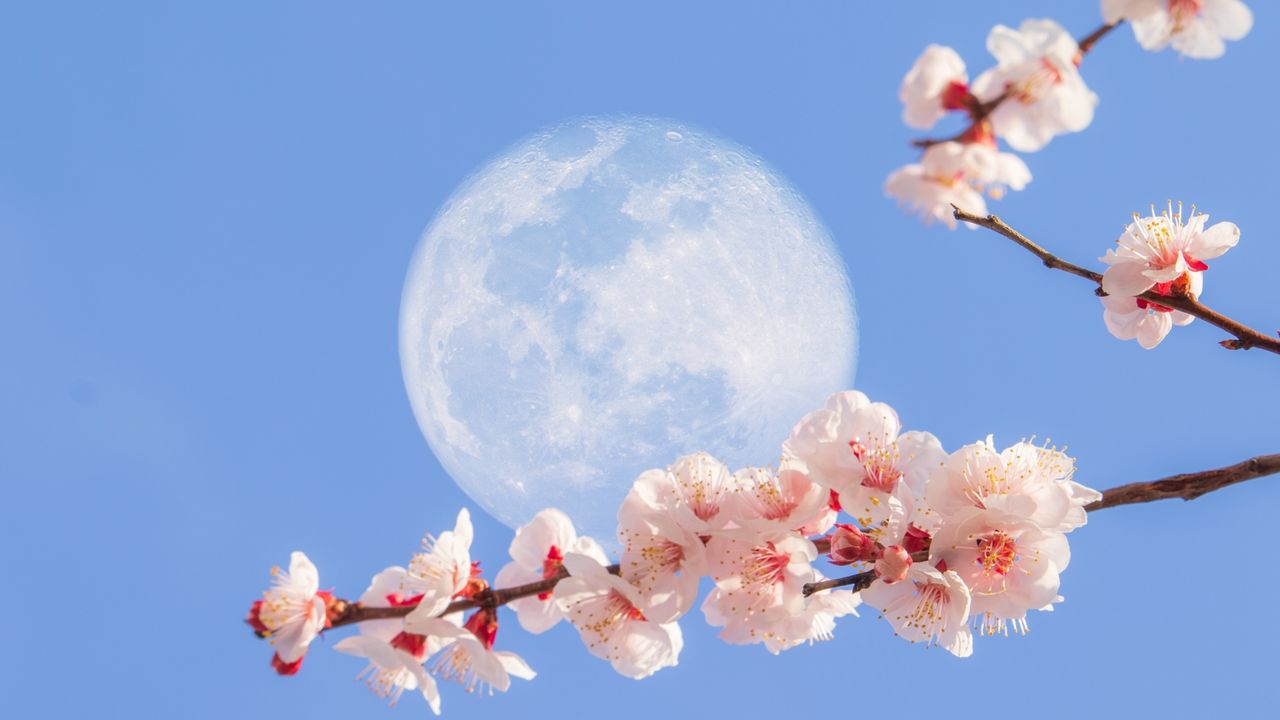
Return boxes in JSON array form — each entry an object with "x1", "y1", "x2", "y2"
[
  {"x1": 335, "y1": 636, "x2": 442, "y2": 713},
  {"x1": 760, "y1": 581, "x2": 861, "y2": 655},
  {"x1": 408, "y1": 608, "x2": 536, "y2": 695},
  {"x1": 247, "y1": 551, "x2": 329, "y2": 675},
  {"x1": 931, "y1": 509, "x2": 1071, "y2": 636},
  {"x1": 1103, "y1": 0, "x2": 1252, "y2": 59},
  {"x1": 726, "y1": 463, "x2": 831, "y2": 538},
  {"x1": 554, "y1": 553, "x2": 683, "y2": 679},
  {"x1": 1101, "y1": 291, "x2": 1196, "y2": 349},
  {"x1": 971, "y1": 19, "x2": 1099, "y2": 152},
  {"x1": 861, "y1": 564, "x2": 973, "y2": 657},
  {"x1": 784, "y1": 391, "x2": 944, "y2": 540},
  {"x1": 1100, "y1": 202, "x2": 1238, "y2": 298},
  {"x1": 618, "y1": 493, "x2": 708, "y2": 624},
  {"x1": 405, "y1": 509, "x2": 477, "y2": 621},
  {"x1": 926, "y1": 437, "x2": 1099, "y2": 534},
  {"x1": 700, "y1": 533, "x2": 817, "y2": 646},
  {"x1": 624, "y1": 452, "x2": 737, "y2": 536},
  {"x1": 900, "y1": 44, "x2": 971, "y2": 129},
  {"x1": 334, "y1": 567, "x2": 452, "y2": 712},
  {"x1": 886, "y1": 142, "x2": 1031, "y2": 228},
  {"x1": 886, "y1": 145, "x2": 986, "y2": 228},
  {"x1": 493, "y1": 508, "x2": 609, "y2": 634}
]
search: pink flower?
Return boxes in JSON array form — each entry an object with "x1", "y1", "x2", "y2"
[
  {"x1": 861, "y1": 564, "x2": 973, "y2": 657},
  {"x1": 247, "y1": 551, "x2": 331, "y2": 675},
  {"x1": 1100, "y1": 202, "x2": 1239, "y2": 298},
  {"x1": 900, "y1": 44, "x2": 971, "y2": 129},
  {"x1": 553, "y1": 553, "x2": 683, "y2": 679},
  {"x1": 971, "y1": 19, "x2": 1098, "y2": 152},
  {"x1": 493, "y1": 508, "x2": 609, "y2": 634},
  {"x1": 1104, "y1": 0, "x2": 1253, "y2": 59}
]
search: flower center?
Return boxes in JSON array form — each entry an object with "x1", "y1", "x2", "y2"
[
  {"x1": 743, "y1": 541, "x2": 790, "y2": 589},
  {"x1": 851, "y1": 440, "x2": 904, "y2": 494},
  {"x1": 1169, "y1": 0, "x2": 1203, "y2": 30},
  {"x1": 537, "y1": 545, "x2": 565, "y2": 600},
  {"x1": 976, "y1": 531, "x2": 1018, "y2": 576},
  {"x1": 389, "y1": 631, "x2": 430, "y2": 661},
  {"x1": 463, "y1": 608, "x2": 499, "y2": 650}
]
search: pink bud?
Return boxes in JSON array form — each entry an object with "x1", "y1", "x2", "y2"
[
  {"x1": 875, "y1": 545, "x2": 912, "y2": 584},
  {"x1": 827, "y1": 524, "x2": 880, "y2": 566},
  {"x1": 901, "y1": 524, "x2": 932, "y2": 556}
]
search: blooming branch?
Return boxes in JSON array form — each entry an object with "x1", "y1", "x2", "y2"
[
  {"x1": 327, "y1": 564, "x2": 620, "y2": 631},
  {"x1": 953, "y1": 206, "x2": 1280, "y2": 355},
  {"x1": 911, "y1": 22, "x2": 1120, "y2": 150},
  {"x1": 808, "y1": 451, "x2": 1280, "y2": 598}
]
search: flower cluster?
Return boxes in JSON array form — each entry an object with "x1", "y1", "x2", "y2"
[
  {"x1": 887, "y1": 4, "x2": 1251, "y2": 227},
  {"x1": 247, "y1": 390, "x2": 1101, "y2": 713},
  {"x1": 1100, "y1": 202, "x2": 1240, "y2": 348}
]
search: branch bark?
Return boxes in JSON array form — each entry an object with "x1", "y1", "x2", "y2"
[{"x1": 953, "y1": 207, "x2": 1280, "y2": 355}]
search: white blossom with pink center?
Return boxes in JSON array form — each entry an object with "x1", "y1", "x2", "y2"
[
  {"x1": 408, "y1": 609, "x2": 536, "y2": 695},
  {"x1": 861, "y1": 563, "x2": 974, "y2": 657},
  {"x1": 726, "y1": 462, "x2": 832, "y2": 538},
  {"x1": 402, "y1": 508, "x2": 475, "y2": 621},
  {"x1": 785, "y1": 390, "x2": 945, "y2": 540},
  {"x1": 760, "y1": 579, "x2": 861, "y2": 655},
  {"x1": 701, "y1": 533, "x2": 818, "y2": 647},
  {"x1": 1100, "y1": 202, "x2": 1239, "y2": 298},
  {"x1": 931, "y1": 509, "x2": 1071, "y2": 636},
  {"x1": 493, "y1": 508, "x2": 609, "y2": 634},
  {"x1": 617, "y1": 490, "x2": 708, "y2": 624},
  {"x1": 971, "y1": 18, "x2": 1098, "y2": 152},
  {"x1": 1104, "y1": 0, "x2": 1252, "y2": 58},
  {"x1": 900, "y1": 44, "x2": 970, "y2": 129},
  {"x1": 248, "y1": 551, "x2": 329, "y2": 675},
  {"x1": 625, "y1": 452, "x2": 736, "y2": 537},
  {"x1": 553, "y1": 553, "x2": 684, "y2": 679},
  {"x1": 926, "y1": 437, "x2": 1100, "y2": 533},
  {"x1": 335, "y1": 567, "x2": 445, "y2": 713},
  {"x1": 1101, "y1": 291, "x2": 1197, "y2": 349}
]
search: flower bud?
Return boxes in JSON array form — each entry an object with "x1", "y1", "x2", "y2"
[
  {"x1": 875, "y1": 545, "x2": 913, "y2": 584},
  {"x1": 827, "y1": 524, "x2": 880, "y2": 566}
]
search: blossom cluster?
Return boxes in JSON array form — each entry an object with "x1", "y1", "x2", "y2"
[
  {"x1": 1100, "y1": 201, "x2": 1240, "y2": 348},
  {"x1": 247, "y1": 390, "x2": 1101, "y2": 714},
  {"x1": 887, "y1": 2, "x2": 1252, "y2": 227}
]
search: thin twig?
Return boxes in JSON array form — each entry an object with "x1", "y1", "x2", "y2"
[
  {"x1": 953, "y1": 206, "x2": 1280, "y2": 355},
  {"x1": 1086, "y1": 453, "x2": 1280, "y2": 512},
  {"x1": 328, "y1": 564, "x2": 620, "y2": 630},
  {"x1": 912, "y1": 22, "x2": 1119, "y2": 149}
]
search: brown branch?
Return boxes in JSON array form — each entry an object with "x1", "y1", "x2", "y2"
[
  {"x1": 953, "y1": 206, "x2": 1280, "y2": 355},
  {"x1": 1086, "y1": 453, "x2": 1280, "y2": 512},
  {"x1": 328, "y1": 564, "x2": 620, "y2": 630},
  {"x1": 912, "y1": 21, "x2": 1119, "y2": 149}
]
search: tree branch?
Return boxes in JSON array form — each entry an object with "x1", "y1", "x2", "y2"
[
  {"x1": 1085, "y1": 453, "x2": 1280, "y2": 512},
  {"x1": 328, "y1": 564, "x2": 621, "y2": 630},
  {"x1": 912, "y1": 22, "x2": 1119, "y2": 149},
  {"x1": 953, "y1": 206, "x2": 1280, "y2": 355},
  {"x1": 807, "y1": 452, "x2": 1280, "y2": 596},
  {"x1": 318, "y1": 452, "x2": 1278, "y2": 630}
]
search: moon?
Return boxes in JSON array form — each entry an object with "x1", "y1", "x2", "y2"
[{"x1": 400, "y1": 116, "x2": 857, "y2": 547}]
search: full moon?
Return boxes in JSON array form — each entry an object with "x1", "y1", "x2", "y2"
[{"x1": 400, "y1": 116, "x2": 857, "y2": 547}]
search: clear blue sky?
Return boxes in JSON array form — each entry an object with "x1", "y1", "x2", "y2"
[{"x1": 3, "y1": 1, "x2": 1277, "y2": 717}]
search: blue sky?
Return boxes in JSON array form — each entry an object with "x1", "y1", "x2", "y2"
[{"x1": 3, "y1": 1, "x2": 1278, "y2": 717}]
